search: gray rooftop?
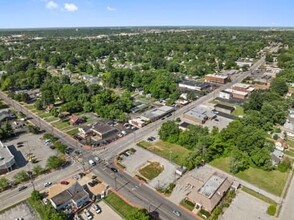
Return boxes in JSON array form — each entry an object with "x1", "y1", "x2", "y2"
[
  {"x1": 0, "y1": 141, "x2": 14, "y2": 167},
  {"x1": 91, "y1": 123, "x2": 117, "y2": 135},
  {"x1": 179, "y1": 80, "x2": 210, "y2": 88},
  {"x1": 186, "y1": 106, "x2": 216, "y2": 119},
  {"x1": 199, "y1": 174, "x2": 226, "y2": 198}
]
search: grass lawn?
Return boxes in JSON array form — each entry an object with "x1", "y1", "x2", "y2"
[
  {"x1": 45, "y1": 116, "x2": 59, "y2": 123},
  {"x1": 210, "y1": 157, "x2": 289, "y2": 196},
  {"x1": 52, "y1": 121, "x2": 70, "y2": 130},
  {"x1": 104, "y1": 193, "x2": 139, "y2": 219},
  {"x1": 25, "y1": 105, "x2": 36, "y2": 110},
  {"x1": 287, "y1": 140, "x2": 294, "y2": 149},
  {"x1": 138, "y1": 140, "x2": 191, "y2": 166},
  {"x1": 66, "y1": 128, "x2": 79, "y2": 135},
  {"x1": 232, "y1": 105, "x2": 244, "y2": 117},
  {"x1": 284, "y1": 149, "x2": 294, "y2": 157},
  {"x1": 139, "y1": 161, "x2": 164, "y2": 180},
  {"x1": 38, "y1": 112, "x2": 52, "y2": 118}
]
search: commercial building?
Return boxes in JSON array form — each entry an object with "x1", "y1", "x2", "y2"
[
  {"x1": 0, "y1": 141, "x2": 15, "y2": 174},
  {"x1": 141, "y1": 106, "x2": 175, "y2": 122},
  {"x1": 205, "y1": 74, "x2": 228, "y2": 84},
  {"x1": 214, "y1": 104, "x2": 235, "y2": 114},
  {"x1": 232, "y1": 83, "x2": 255, "y2": 93},
  {"x1": 219, "y1": 90, "x2": 231, "y2": 100},
  {"x1": 78, "y1": 122, "x2": 117, "y2": 140},
  {"x1": 236, "y1": 58, "x2": 253, "y2": 67},
  {"x1": 50, "y1": 182, "x2": 89, "y2": 210},
  {"x1": 129, "y1": 117, "x2": 147, "y2": 128},
  {"x1": 183, "y1": 106, "x2": 216, "y2": 124},
  {"x1": 186, "y1": 173, "x2": 232, "y2": 213},
  {"x1": 178, "y1": 81, "x2": 210, "y2": 91},
  {"x1": 231, "y1": 90, "x2": 249, "y2": 100}
]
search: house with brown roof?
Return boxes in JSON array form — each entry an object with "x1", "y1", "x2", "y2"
[
  {"x1": 69, "y1": 114, "x2": 84, "y2": 125},
  {"x1": 186, "y1": 172, "x2": 232, "y2": 213}
]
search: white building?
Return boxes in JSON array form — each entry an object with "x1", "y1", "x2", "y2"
[{"x1": 219, "y1": 90, "x2": 231, "y2": 100}]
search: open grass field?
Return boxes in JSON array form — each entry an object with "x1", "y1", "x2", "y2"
[
  {"x1": 232, "y1": 105, "x2": 244, "y2": 117},
  {"x1": 210, "y1": 157, "x2": 289, "y2": 196},
  {"x1": 139, "y1": 161, "x2": 164, "y2": 180},
  {"x1": 45, "y1": 116, "x2": 59, "y2": 123},
  {"x1": 104, "y1": 193, "x2": 139, "y2": 219},
  {"x1": 66, "y1": 128, "x2": 79, "y2": 135},
  {"x1": 38, "y1": 112, "x2": 52, "y2": 118},
  {"x1": 52, "y1": 120, "x2": 70, "y2": 130},
  {"x1": 137, "y1": 140, "x2": 191, "y2": 166}
]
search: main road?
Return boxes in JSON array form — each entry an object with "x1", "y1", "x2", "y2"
[{"x1": 0, "y1": 56, "x2": 265, "y2": 220}]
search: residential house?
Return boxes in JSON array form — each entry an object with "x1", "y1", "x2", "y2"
[
  {"x1": 50, "y1": 182, "x2": 89, "y2": 210},
  {"x1": 69, "y1": 114, "x2": 84, "y2": 125}
]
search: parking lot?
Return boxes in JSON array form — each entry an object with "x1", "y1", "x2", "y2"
[
  {"x1": 221, "y1": 191, "x2": 273, "y2": 220},
  {"x1": 3, "y1": 132, "x2": 57, "y2": 180},
  {"x1": 120, "y1": 146, "x2": 177, "y2": 189},
  {"x1": 204, "y1": 115, "x2": 233, "y2": 131},
  {"x1": 0, "y1": 201, "x2": 39, "y2": 220}
]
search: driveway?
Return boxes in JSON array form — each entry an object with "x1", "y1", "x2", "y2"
[{"x1": 121, "y1": 146, "x2": 177, "y2": 189}]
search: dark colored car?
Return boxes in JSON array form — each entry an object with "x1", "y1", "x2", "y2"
[
  {"x1": 18, "y1": 185, "x2": 27, "y2": 191},
  {"x1": 110, "y1": 167, "x2": 118, "y2": 172},
  {"x1": 60, "y1": 181, "x2": 69, "y2": 185}
]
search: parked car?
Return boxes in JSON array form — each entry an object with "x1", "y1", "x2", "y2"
[
  {"x1": 92, "y1": 204, "x2": 102, "y2": 214},
  {"x1": 42, "y1": 198, "x2": 48, "y2": 205},
  {"x1": 60, "y1": 180, "x2": 69, "y2": 185},
  {"x1": 83, "y1": 209, "x2": 93, "y2": 220}
]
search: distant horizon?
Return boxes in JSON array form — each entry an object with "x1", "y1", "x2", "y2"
[
  {"x1": 1, "y1": 24, "x2": 294, "y2": 31},
  {"x1": 1, "y1": 1, "x2": 294, "y2": 29}
]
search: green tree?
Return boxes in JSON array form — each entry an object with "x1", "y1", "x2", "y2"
[
  {"x1": 33, "y1": 165, "x2": 44, "y2": 176},
  {"x1": 0, "y1": 177, "x2": 10, "y2": 191},
  {"x1": 270, "y1": 78, "x2": 288, "y2": 96},
  {"x1": 46, "y1": 156, "x2": 64, "y2": 170},
  {"x1": 31, "y1": 190, "x2": 42, "y2": 201},
  {"x1": 14, "y1": 170, "x2": 30, "y2": 183},
  {"x1": 159, "y1": 121, "x2": 180, "y2": 143}
]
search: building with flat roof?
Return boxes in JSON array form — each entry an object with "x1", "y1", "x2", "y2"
[
  {"x1": 183, "y1": 106, "x2": 216, "y2": 124},
  {"x1": 205, "y1": 74, "x2": 228, "y2": 84},
  {"x1": 219, "y1": 90, "x2": 231, "y2": 100},
  {"x1": 186, "y1": 173, "x2": 232, "y2": 212},
  {"x1": 214, "y1": 104, "x2": 235, "y2": 114},
  {"x1": 141, "y1": 106, "x2": 175, "y2": 122},
  {"x1": 0, "y1": 141, "x2": 15, "y2": 174},
  {"x1": 179, "y1": 80, "x2": 210, "y2": 91},
  {"x1": 232, "y1": 83, "x2": 255, "y2": 93}
]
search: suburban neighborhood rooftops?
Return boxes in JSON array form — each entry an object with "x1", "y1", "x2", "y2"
[
  {"x1": 198, "y1": 174, "x2": 226, "y2": 198},
  {"x1": 214, "y1": 104, "x2": 235, "y2": 111},
  {"x1": 179, "y1": 80, "x2": 210, "y2": 88}
]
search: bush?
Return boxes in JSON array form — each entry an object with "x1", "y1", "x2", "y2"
[
  {"x1": 267, "y1": 204, "x2": 276, "y2": 216},
  {"x1": 273, "y1": 134, "x2": 279, "y2": 140},
  {"x1": 278, "y1": 158, "x2": 292, "y2": 172}
]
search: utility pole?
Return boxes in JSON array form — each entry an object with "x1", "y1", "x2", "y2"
[{"x1": 114, "y1": 176, "x2": 117, "y2": 190}]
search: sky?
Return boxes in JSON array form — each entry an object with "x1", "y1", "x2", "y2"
[{"x1": 0, "y1": 0, "x2": 293, "y2": 28}]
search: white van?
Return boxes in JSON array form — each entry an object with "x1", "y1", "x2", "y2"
[{"x1": 89, "y1": 160, "x2": 96, "y2": 166}]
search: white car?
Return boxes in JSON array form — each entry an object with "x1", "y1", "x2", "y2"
[
  {"x1": 84, "y1": 209, "x2": 93, "y2": 220},
  {"x1": 92, "y1": 204, "x2": 101, "y2": 214},
  {"x1": 44, "y1": 182, "x2": 52, "y2": 187}
]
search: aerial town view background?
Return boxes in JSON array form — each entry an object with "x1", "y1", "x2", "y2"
[{"x1": 0, "y1": 1, "x2": 294, "y2": 220}]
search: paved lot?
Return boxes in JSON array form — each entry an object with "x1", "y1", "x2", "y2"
[
  {"x1": 76, "y1": 201, "x2": 122, "y2": 220},
  {"x1": 3, "y1": 132, "x2": 57, "y2": 180},
  {"x1": 204, "y1": 115, "x2": 233, "y2": 131},
  {"x1": 221, "y1": 191, "x2": 273, "y2": 220},
  {"x1": 121, "y1": 146, "x2": 177, "y2": 189},
  {"x1": 0, "y1": 201, "x2": 39, "y2": 220}
]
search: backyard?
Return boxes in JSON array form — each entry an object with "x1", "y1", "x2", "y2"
[
  {"x1": 210, "y1": 157, "x2": 289, "y2": 196},
  {"x1": 138, "y1": 140, "x2": 191, "y2": 166}
]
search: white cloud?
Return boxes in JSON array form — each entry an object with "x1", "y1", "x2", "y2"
[
  {"x1": 64, "y1": 3, "x2": 78, "y2": 12},
  {"x1": 107, "y1": 6, "x2": 116, "y2": 11},
  {"x1": 46, "y1": 1, "x2": 58, "y2": 9}
]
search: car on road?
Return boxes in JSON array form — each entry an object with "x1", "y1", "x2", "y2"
[
  {"x1": 18, "y1": 185, "x2": 27, "y2": 191},
  {"x1": 60, "y1": 180, "x2": 69, "y2": 185},
  {"x1": 110, "y1": 167, "x2": 118, "y2": 172},
  {"x1": 44, "y1": 182, "x2": 52, "y2": 187},
  {"x1": 14, "y1": 218, "x2": 24, "y2": 220},
  {"x1": 89, "y1": 159, "x2": 96, "y2": 166},
  {"x1": 172, "y1": 210, "x2": 181, "y2": 217}
]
